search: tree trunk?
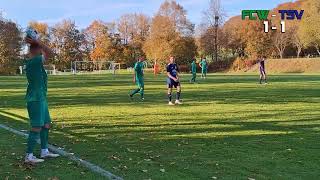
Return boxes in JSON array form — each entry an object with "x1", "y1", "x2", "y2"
[
  {"x1": 316, "y1": 45, "x2": 320, "y2": 56},
  {"x1": 280, "y1": 49, "x2": 284, "y2": 59},
  {"x1": 297, "y1": 47, "x2": 301, "y2": 58}
]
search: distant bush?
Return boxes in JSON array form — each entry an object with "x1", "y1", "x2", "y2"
[{"x1": 231, "y1": 57, "x2": 258, "y2": 72}]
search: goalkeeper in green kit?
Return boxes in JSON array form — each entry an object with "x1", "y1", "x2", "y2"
[
  {"x1": 24, "y1": 28, "x2": 59, "y2": 164},
  {"x1": 129, "y1": 56, "x2": 145, "y2": 101}
]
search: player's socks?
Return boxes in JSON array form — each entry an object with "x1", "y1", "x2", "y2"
[
  {"x1": 40, "y1": 128, "x2": 49, "y2": 149},
  {"x1": 27, "y1": 131, "x2": 39, "y2": 154},
  {"x1": 177, "y1": 92, "x2": 181, "y2": 100},
  {"x1": 140, "y1": 88, "x2": 144, "y2": 100},
  {"x1": 131, "y1": 89, "x2": 140, "y2": 96},
  {"x1": 168, "y1": 93, "x2": 172, "y2": 102},
  {"x1": 259, "y1": 79, "x2": 262, "y2": 84}
]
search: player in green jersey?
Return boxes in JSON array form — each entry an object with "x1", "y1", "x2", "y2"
[
  {"x1": 24, "y1": 33, "x2": 59, "y2": 164},
  {"x1": 190, "y1": 58, "x2": 197, "y2": 83},
  {"x1": 199, "y1": 57, "x2": 208, "y2": 79},
  {"x1": 129, "y1": 56, "x2": 145, "y2": 101}
]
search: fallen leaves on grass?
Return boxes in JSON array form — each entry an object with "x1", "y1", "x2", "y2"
[
  {"x1": 47, "y1": 177, "x2": 59, "y2": 180},
  {"x1": 109, "y1": 155, "x2": 121, "y2": 161}
]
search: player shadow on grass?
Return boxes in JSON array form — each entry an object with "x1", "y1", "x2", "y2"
[
  {"x1": 1, "y1": 109, "x2": 320, "y2": 179},
  {"x1": 2, "y1": 83, "x2": 319, "y2": 109}
]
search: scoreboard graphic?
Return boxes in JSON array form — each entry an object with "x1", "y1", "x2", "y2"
[{"x1": 241, "y1": 10, "x2": 304, "y2": 33}]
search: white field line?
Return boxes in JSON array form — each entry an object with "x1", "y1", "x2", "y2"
[{"x1": 0, "y1": 123, "x2": 123, "y2": 180}]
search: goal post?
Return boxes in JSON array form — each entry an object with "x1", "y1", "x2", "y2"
[
  {"x1": 43, "y1": 64, "x2": 57, "y2": 75},
  {"x1": 71, "y1": 61, "x2": 121, "y2": 75}
]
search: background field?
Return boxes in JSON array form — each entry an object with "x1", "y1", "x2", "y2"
[
  {"x1": 0, "y1": 73, "x2": 320, "y2": 180},
  {"x1": 243, "y1": 59, "x2": 320, "y2": 74}
]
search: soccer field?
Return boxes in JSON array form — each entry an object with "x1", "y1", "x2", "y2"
[{"x1": 0, "y1": 74, "x2": 320, "y2": 180}]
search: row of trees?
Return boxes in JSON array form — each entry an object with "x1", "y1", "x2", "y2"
[
  {"x1": 0, "y1": 0, "x2": 198, "y2": 74},
  {"x1": 0, "y1": 0, "x2": 319, "y2": 74},
  {"x1": 200, "y1": 0, "x2": 320, "y2": 61}
]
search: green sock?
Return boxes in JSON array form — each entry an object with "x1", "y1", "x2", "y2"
[
  {"x1": 140, "y1": 88, "x2": 144, "y2": 99},
  {"x1": 40, "y1": 128, "x2": 49, "y2": 149},
  {"x1": 26, "y1": 131, "x2": 39, "y2": 154},
  {"x1": 131, "y1": 89, "x2": 140, "y2": 96}
]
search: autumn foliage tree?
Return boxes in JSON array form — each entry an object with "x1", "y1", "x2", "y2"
[
  {"x1": 85, "y1": 20, "x2": 113, "y2": 61},
  {"x1": 28, "y1": 21, "x2": 50, "y2": 44},
  {"x1": 144, "y1": 0, "x2": 196, "y2": 67},
  {"x1": 118, "y1": 13, "x2": 150, "y2": 65},
  {"x1": 50, "y1": 20, "x2": 86, "y2": 69},
  {"x1": 0, "y1": 16, "x2": 22, "y2": 74},
  {"x1": 299, "y1": 0, "x2": 320, "y2": 55}
]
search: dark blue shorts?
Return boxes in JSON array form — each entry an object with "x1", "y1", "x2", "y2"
[
  {"x1": 167, "y1": 78, "x2": 180, "y2": 88},
  {"x1": 260, "y1": 67, "x2": 266, "y2": 75}
]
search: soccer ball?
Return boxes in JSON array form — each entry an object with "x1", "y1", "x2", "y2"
[{"x1": 26, "y1": 27, "x2": 39, "y2": 41}]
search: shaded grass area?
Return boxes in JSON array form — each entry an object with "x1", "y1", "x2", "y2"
[
  {"x1": 0, "y1": 128, "x2": 103, "y2": 179},
  {"x1": 0, "y1": 73, "x2": 320, "y2": 179}
]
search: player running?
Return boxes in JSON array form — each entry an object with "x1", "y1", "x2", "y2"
[
  {"x1": 166, "y1": 56, "x2": 182, "y2": 105},
  {"x1": 259, "y1": 56, "x2": 268, "y2": 84},
  {"x1": 190, "y1": 58, "x2": 197, "y2": 83},
  {"x1": 129, "y1": 56, "x2": 145, "y2": 101},
  {"x1": 199, "y1": 57, "x2": 208, "y2": 79},
  {"x1": 24, "y1": 29, "x2": 59, "y2": 164}
]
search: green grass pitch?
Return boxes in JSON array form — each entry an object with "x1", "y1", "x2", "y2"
[{"x1": 0, "y1": 73, "x2": 320, "y2": 179}]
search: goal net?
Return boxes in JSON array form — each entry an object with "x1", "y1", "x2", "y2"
[
  {"x1": 19, "y1": 64, "x2": 57, "y2": 75},
  {"x1": 44, "y1": 64, "x2": 57, "y2": 75},
  {"x1": 71, "y1": 61, "x2": 121, "y2": 75}
]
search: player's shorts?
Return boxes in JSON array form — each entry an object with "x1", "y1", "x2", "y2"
[
  {"x1": 136, "y1": 78, "x2": 144, "y2": 88},
  {"x1": 167, "y1": 78, "x2": 180, "y2": 88},
  {"x1": 260, "y1": 67, "x2": 266, "y2": 75},
  {"x1": 27, "y1": 100, "x2": 51, "y2": 127}
]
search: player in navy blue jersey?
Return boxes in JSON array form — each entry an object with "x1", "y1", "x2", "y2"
[
  {"x1": 259, "y1": 56, "x2": 267, "y2": 84},
  {"x1": 166, "y1": 56, "x2": 182, "y2": 105}
]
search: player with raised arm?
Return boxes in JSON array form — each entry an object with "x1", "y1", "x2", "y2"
[
  {"x1": 199, "y1": 57, "x2": 208, "y2": 79},
  {"x1": 259, "y1": 56, "x2": 268, "y2": 84},
  {"x1": 190, "y1": 57, "x2": 197, "y2": 83},
  {"x1": 24, "y1": 28, "x2": 59, "y2": 164},
  {"x1": 166, "y1": 56, "x2": 182, "y2": 105},
  {"x1": 129, "y1": 56, "x2": 145, "y2": 101}
]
